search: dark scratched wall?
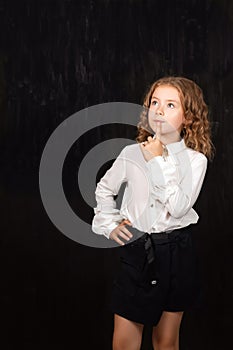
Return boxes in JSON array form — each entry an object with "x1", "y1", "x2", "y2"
[{"x1": 1, "y1": 0, "x2": 233, "y2": 349}]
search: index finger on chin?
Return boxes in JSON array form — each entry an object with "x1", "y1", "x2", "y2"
[{"x1": 156, "y1": 121, "x2": 161, "y2": 140}]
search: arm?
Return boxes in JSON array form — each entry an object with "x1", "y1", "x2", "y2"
[
  {"x1": 92, "y1": 147, "x2": 127, "y2": 239},
  {"x1": 146, "y1": 153, "x2": 208, "y2": 218}
]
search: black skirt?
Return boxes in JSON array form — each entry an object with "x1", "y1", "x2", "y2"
[{"x1": 109, "y1": 224, "x2": 205, "y2": 327}]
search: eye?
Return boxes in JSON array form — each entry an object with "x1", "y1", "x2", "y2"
[
  {"x1": 168, "y1": 103, "x2": 175, "y2": 108},
  {"x1": 151, "y1": 100, "x2": 158, "y2": 106}
]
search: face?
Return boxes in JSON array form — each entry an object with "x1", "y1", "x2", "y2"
[{"x1": 148, "y1": 85, "x2": 185, "y2": 138}]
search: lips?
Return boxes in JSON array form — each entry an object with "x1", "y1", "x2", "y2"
[{"x1": 153, "y1": 119, "x2": 165, "y2": 123}]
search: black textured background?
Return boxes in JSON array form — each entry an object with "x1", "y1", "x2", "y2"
[{"x1": 0, "y1": 0, "x2": 232, "y2": 349}]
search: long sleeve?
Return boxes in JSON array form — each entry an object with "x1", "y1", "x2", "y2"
[
  {"x1": 92, "y1": 147, "x2": 127, "y2": 239},
  {"x1": 146, "y1": 153, "x2": 208, "y2": 219}
]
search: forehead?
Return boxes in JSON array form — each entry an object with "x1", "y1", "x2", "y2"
[{"x1": 152, "y1": 85, "x2": 180, "y2": 100}]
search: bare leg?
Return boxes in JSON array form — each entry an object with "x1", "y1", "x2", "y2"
[
  {"x1": 152, "y1": 311, "x2": 184, "y2": 350},
  {"x1": 112, "y1": 313, "x2": 144, "y2": 350}
]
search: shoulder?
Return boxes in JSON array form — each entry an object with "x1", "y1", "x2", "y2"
[
  {"x1": 169, "y1": 138, "x2": 207, "y2": 166},
  {"x1": 116, "y1": 143, "x2": 141, "y2": 164},
  {"x1": 124, "y1": 142, "x2": 140, "y2": 151},
  {"x1": 185, "y1": 146, "x2": 207, "y2": 161},
  {"x1": 120, "y1": 142, "x2": 139, "y2": 155},
  {"x1": 184, "y1": 146, "x2": 208, "y2": 167}
]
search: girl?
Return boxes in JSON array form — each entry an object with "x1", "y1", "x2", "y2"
[{"x1": 92, "y1": 76, "x2": 215, "y2": 350}]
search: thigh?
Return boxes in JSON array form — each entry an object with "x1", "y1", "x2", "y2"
[
  {"x1": 112, "y1": 314, "x2": 144, "y2": 350},
  {"x1": 110, "y1": 235, "x2": 170, "y2": 326},
  {"x1": 152, "y1": 311, "x2": 184, "y2": 347}
]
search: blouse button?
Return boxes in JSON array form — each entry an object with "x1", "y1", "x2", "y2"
[{"x1": 150, "y1": 204, "x2": 154, "y2": 207}]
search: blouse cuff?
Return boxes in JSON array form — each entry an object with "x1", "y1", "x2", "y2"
[{"x1": 92, "y1": 207, "x2": 124, "y2": 239}]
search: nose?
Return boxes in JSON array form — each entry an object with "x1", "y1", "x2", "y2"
[{"x1": 157, "y1": 107, "x2": 164, "y2": 116}]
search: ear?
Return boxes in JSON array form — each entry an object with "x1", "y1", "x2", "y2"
[
  {"x1": 179, "y1": 117, "x2": 186, "y2": 135},
  {"x1": 181, "y1": 114, "x2": 186, "y2": 128}
]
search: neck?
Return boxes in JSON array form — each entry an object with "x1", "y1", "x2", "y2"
[{"x1": 160, "y1": 132, "x2": 182, "y2": 146}]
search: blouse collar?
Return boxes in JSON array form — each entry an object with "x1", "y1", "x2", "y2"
[{"x1": 165, "y1": 138, "x2": 187, "y2": 154}]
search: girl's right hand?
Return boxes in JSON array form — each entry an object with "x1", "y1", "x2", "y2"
[{"x1": 109, "y1": 219, "x2": 133, "y2": 246}]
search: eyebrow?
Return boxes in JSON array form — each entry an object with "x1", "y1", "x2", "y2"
[{"x1": 151, "y1": 96, "x2": 180, "y2": 103}]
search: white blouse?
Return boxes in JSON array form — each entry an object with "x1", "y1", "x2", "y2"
[{"x1": 91, "y1": 138, "x2": 208, "y2": 239}]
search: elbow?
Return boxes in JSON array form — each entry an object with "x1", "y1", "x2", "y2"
[
  {"x1": 167, "y1": 198, "x2": 191, "y2": 219},
  {"x1": 169, "y1": 208, "x2": 189, "y2": 219}
]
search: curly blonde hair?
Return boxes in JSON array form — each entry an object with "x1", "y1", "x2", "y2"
[{"x1": 136, "y1": 76, "x2": 215, "y2": 161}]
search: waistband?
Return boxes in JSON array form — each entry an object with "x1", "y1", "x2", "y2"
[
  {"x1": 134, "y1": 225, "x2": 193, "y2": 265},
  {"x1": 121, "y1": 225, "x2": 193, "y2": 284}
]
